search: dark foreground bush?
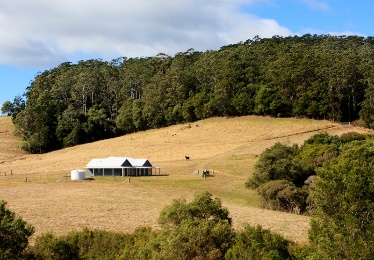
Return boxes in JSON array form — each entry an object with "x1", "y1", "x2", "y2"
[
  {"x1": 225, "y1": 225, "x2": 293, "y2": 260},
  {"x1": 31, "y1": 233, "x2": 80, "y2": 260},
  {"x1": 257, "y1": 180, "x2": 309, "y2": 214},
  {"x1": 0, "y1": 200, "x2": 34, "y2": 260},
  {"x1": 309, "y1": 140, "x2": 374, "y2": 259},
  {"x1": 30, "y1": 227, "x2": 160, "y2": 260},
  {"x1": 154, "y1": 191, "x2": 235, "y2": 260},
  {"x1": 246, "y1": 142, "x2": 313, "y2": 189}
]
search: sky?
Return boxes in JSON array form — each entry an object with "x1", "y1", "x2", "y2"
[{"x1": 0, "y1": 0, "x2": 373, "y2": 111}]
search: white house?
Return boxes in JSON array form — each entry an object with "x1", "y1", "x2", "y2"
[{"x1": 85, "y1": 156, "x2": 159, "y2": 177}]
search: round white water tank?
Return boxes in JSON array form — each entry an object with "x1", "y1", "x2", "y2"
[{"x1": 71, "y1": 169, "x2": 85, "y2": 180}]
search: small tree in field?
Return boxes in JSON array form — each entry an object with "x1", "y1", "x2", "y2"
[
  {"x1": 0, "y1": 200, "x2": 34, "y2": 259},
  {"x1": 155, "y1": 191, "x2": 235, "y2": 259}
]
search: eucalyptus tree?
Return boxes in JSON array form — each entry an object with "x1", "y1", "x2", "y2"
[
  {"x1": 103, "y1": 59, "x2": 125, "y2": 119},
  {"x1": 1, "y1": 101, "x2": 13, "y2": 116},
  {"x1": 1, "y1": 95, "x2": 25, "y2": 120},
  {"x1": 15, "y1": 69, "x2": 61, "y2": 152},
  {"x1": 140, "y1": 53, "x2": 172, "y2": 128},
  {"x1": 115, "y1": 98, "x2": 136, "y2": 134},
  {"x1": 163, "y1": 49, "x2": 201, "y2": 124},
  {"x1": 358, "y1": 38, "x2": 374, "y2": 127}
]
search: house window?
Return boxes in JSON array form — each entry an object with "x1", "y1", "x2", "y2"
[
  {"x1": 114, "y1": 169, "x2": 121, "y2": 176},
  {"x1": 104, "y1": 169, "x2": 112, "y2": 176},
  {"x1": 96, "y1": 168, "x2": 103, "y2": 176},
  {"x1": 129, "y1": 168, "x2": 136, "y2": 176}
]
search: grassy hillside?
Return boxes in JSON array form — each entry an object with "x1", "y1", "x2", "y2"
[{"x1": 0, "y1": 115, "x2": 372, "y2": 242}]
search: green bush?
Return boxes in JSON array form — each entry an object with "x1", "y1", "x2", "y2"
[
  {"x1": 0, "y1": 200, "x2": 34, "y2": 260},
  {"x1": 339, "y1": 131, "x2": 366, "y2": 143},
  {"x1": 32, "y1": 233, "x2": 80, "y2": 260},
  {"x1": 309, "y1": 140, "x2": 374, "y2": 259},
  {"x1": 31, "y1": 229, "x2": 133, "y2": 260},
  {"x1": 119, "y1": 227, "x2": 158, "y2": 260},
  {"x1": 155, "y1": 218, "x2": 234, "y2": 260},
  {"x1": 303, "y1": 132, "x2": 341, "y2": 145},
  {"x1": 257, "y1": 180, "x2": 308, "y2": 214},
  {"x1": 246, "y1": 142, "x2": 313, "y2": 188},
  {"x1": 296, "y1": 143, "x2": 340, "y2": 167},
  {"x1": 158, "y1": 191, "x2": 232, "y2": 228},
  {"x1": 64, "y1": 228, "x2": 129, "y2": 259},
  {"x1": 155, "y1": 192, "x2": 235, "y2": 259},
  {"x1": 225, "y1": 225, "x2": 293, "y2": 260},
  {"x1": 247, "y1": 133, "x2": 364, "y2": 216},
  {"x1": 297, "y1": 132, "x2": 342, "y2": 167}
]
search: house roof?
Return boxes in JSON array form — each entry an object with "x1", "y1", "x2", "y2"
[{"x1": 86, "y1": 156, "x2": 153, "y2": 168}]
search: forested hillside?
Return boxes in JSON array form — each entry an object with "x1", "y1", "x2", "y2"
[{"x1": 5, "y1": 34, "x2": 374, "y2": 153}]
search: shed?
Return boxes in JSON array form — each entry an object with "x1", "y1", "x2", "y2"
[{"x1": 85, "y1": 156, "x2": 160, "y2": 177}]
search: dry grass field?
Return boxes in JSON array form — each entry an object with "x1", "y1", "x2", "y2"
[{"x1": 0, "y1": 115, "x2": 373, "y2": 243}]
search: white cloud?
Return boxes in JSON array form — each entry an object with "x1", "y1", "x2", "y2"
[
  {"x1": 218, "y1": 13, "x2": 292, "y2": 43},
  {"x1": 0, "y1": 0, "x2": 293, "y2": 68}
]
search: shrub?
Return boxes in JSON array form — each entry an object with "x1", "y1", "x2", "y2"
[
  {"x1": 64, "y1": 228, "x2": 129, "y2": 260},
  {"x1": 309, "y1": 140, "x2": 374, "y2": 259},
  {"x1": 246, "y1": 142, "x2": 312, "y2": 188},
  {"x1": 0, "y1": 200, "x2": 34, "y2": 260},
  {"x1": 155, "y1": 192, "x2": 235, "y2": 259},
  {"x1": 119, "y1": 227, "x2": 159, "y2": 260},
  {"x1": 297, "y1": 143, "x2": 340, "y2": 167},
  {"x1": 156, "y1": 218, "x2": 234, "y2": 260},
  {"x1": 303, "y1": 132, "x2": 341, "y2": 145},
  {"x1": 31, "y1": 229, "x2": 134, "y2": 260},
  {"x1": 257, "y1": 180, "x2": 308, "y2": 214},
  {"x1": 339, "y1": 131, "x2": 366, "y2": 143},
  {"x1": 225, "y1": 225, "x2": 293, "y2": 260},
  {"x1": 31, "y1": 233, "x2": 80, "y2": 260},
  {"x1": 158, "y1": 191, "x2": 232, "y2": 228}
]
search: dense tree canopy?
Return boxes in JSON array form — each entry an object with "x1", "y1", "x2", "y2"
[{"x1": 6, "y1": 34, "x2": 374, "y2": 153}]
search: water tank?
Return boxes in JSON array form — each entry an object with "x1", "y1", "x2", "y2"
[{"x1": 71, "y1": 169, "x2": 85, "y2": 180}]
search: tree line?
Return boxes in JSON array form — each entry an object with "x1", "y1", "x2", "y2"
[{"x1": 3, "y1": 34, "x2": 374, "y2": 153}]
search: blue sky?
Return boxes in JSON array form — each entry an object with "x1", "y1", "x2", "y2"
[{"x1": 1, "y1": 0, "x2": 373, "y2": 111}]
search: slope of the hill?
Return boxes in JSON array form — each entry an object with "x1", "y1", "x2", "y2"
[
  {"x1": 2, "y1": 116, "x2": 370, "y2": 177},
  {"x1": 0, "y1": 116, "x2": 27, "y2": 164},
  {"x1": 0, "y1": 115, "x2": 373, "y2": 242}
]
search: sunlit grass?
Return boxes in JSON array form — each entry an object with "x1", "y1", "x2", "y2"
[{"x1": 2, "y1": 115, "x2": 371, "y2": 242}]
